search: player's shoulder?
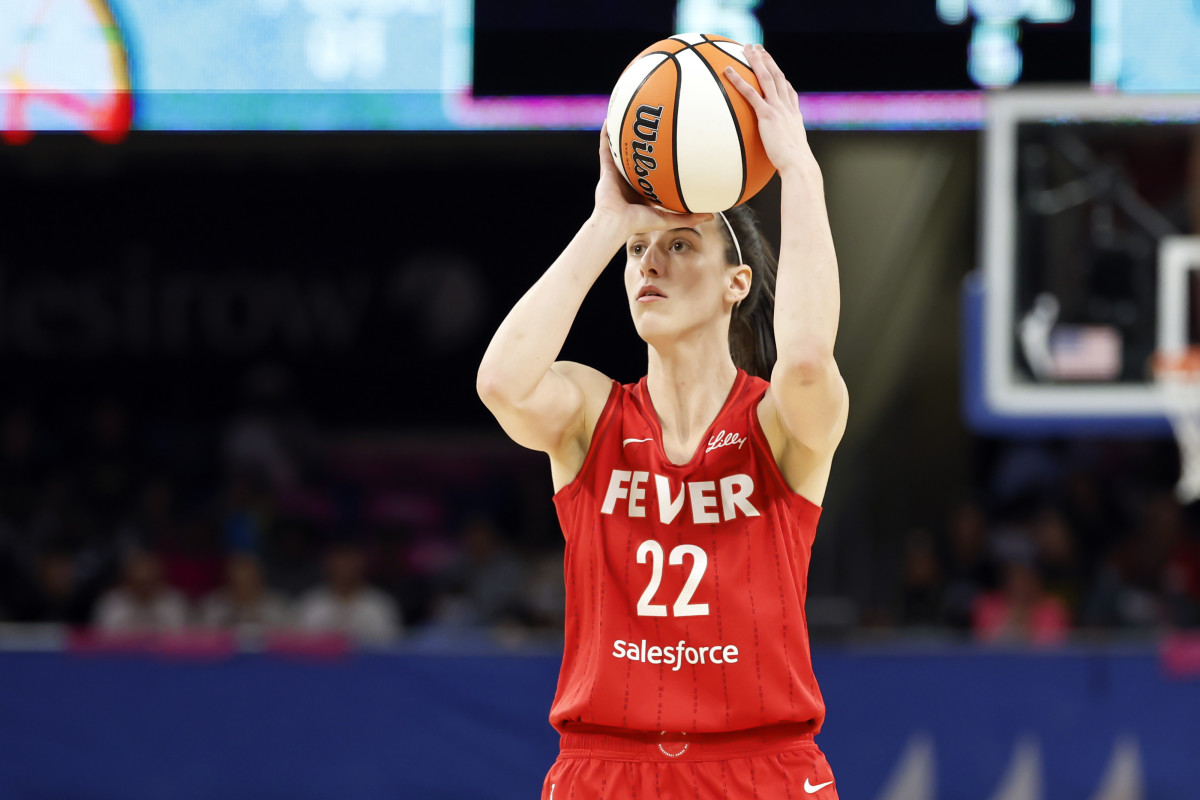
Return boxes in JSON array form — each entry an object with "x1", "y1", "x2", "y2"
[
  {"x1": 551, "y1": 361, "x2": 619, "y2": 407},
  {"x1": 547, "y1": 362, "x2": 623, "y2": 492},
  {"x1": 551, "y1": 360, "x2": 623, "y2": 436},
  {"x1": 551, "y1": 360, "x2": 612, "y2": 388}
]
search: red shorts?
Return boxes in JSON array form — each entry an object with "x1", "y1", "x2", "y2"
[{"x1": 541, "y1": 724, "x2": 838, "y2": 800}]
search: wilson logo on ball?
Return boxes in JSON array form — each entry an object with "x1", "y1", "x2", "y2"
[
  {"x1": 631, "y1": 104, "x2": 664, "y2": 205},
  {"x1": 607, "y1": 33, "x2": 776, "y2": 214}
]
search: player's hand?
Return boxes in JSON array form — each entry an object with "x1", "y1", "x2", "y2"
[
  {"x1": 595, "y1": 123, "x2": 713, "y2": 236},
  {"x1": 725, "y1": 44, "x2": 816, "y2": 177}
]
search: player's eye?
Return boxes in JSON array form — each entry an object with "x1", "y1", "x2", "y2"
[
  {"x1": 671, "y1": 239, "x2": 688, "y2": 252},
  {"x1": 629, "y1": 243, "x2": 645, "y2": 255}
]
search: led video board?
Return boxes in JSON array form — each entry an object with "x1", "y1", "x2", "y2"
[{"x1": 1, "y1": 0, "x2": 1193, "y2": 137}]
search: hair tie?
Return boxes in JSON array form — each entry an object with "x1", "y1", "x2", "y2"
[{"x1": 717, "y1": 211, "x2": 743, "y2": 266}]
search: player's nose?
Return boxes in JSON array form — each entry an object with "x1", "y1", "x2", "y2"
[{"x1": 640, "y1": 244, "x2": 666, "y2": 277}]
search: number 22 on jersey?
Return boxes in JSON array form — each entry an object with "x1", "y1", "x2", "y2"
[{"x1": 635, "y1": 540, "x2": 709, "y2": 617}]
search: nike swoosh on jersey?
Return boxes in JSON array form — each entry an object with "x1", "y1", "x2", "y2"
[
  {"x1": 622, "y1": 438, "x2": 653, "y2": 446},
  {"x1": 804, "y1": 779, "x2": 834, "y2": 793}
]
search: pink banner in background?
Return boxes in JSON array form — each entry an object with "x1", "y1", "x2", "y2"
[{"x1": 444, "y1": 91, "x2": 985, "y2": 130}]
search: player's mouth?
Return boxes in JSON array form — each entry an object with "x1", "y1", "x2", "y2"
[{"x1": 637, "y1": 284, "x2": 666, "y2": 302}]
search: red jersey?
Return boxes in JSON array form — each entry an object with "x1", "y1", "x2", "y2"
[{"x1": 550, "y1": 369, "x2": 826, "y2": 734}]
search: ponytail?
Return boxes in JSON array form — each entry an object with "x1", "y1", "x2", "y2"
[{"x1": 719, "y1": 204, "x2": 778, "y2": 380}]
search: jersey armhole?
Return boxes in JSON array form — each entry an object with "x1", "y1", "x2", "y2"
[
  {"x1": 552, "y1": 379, "x2": 621, "y2": 501},
  {"x1": 749, "y1": 387, "x2": 823, "y2": 514}
]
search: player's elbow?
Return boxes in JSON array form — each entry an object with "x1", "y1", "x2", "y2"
[
  {"x1": 775, "y1": 348, "x2": 838, "y2": 387},
  {"x1": 476, "y1": 362, "x2": 543, "y2": 421},
  {"x1": 476, "y1": 363, "x2": 514, "y2": 410}
]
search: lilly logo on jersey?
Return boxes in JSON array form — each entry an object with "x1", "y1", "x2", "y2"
[
  {"x1": 705, "y1": 429, "x2": 747, "y2": 453},
  {"x1": 601, "y1": 470, "x2": 760, "y2": 524}
]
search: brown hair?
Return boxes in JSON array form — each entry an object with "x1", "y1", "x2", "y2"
[{"x1": 719, "y1": 204, "x2": 778, "y2": 380}]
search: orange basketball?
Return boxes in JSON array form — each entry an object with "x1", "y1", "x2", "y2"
[{"x1": 605, "y1": 33, "x2": 776, "y2": 214}]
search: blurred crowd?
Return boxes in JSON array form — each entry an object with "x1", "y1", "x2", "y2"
[
  {"x1": 889, "y1": 441, "x2": 1200, "y2": 643},
  {"x1": 1, "y1": 388, "x2": 1198, "y2": 648},
  {"x1": 0, "y1": 380, "x2": 566, "y2": 647}
]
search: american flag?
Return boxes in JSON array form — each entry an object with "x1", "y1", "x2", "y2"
[{"x1": 1049, "y1": 325, "x2": 1123, "y2": 380}]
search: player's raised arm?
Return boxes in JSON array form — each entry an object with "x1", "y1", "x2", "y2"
[
  {"x1": 725, "y1": 47, "x2": 848, "y2": 466},
  {"x1": 476, "y1": 127, "x2": 712, "y2": 481}
]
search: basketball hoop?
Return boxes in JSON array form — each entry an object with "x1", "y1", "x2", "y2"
[{"x1": 1154, "y1": 347, "x2": 1200, "y2": 503}]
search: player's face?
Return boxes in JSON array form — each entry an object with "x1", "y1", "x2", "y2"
[{"x1": 623, "y1": 218, "x2": 742, "y2": 343}]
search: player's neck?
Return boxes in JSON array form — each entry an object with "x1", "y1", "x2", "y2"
[{"x1": 645, "y1": 342, "x2": 739, "y2": 454}]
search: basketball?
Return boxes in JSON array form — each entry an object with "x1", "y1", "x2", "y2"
[{"x1": 605, "y1": 33, "x2": 776, "y2": 214}]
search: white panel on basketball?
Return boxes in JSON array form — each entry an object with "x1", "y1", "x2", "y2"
[
  {"x1": 713, "y1": 41, "x2": 750, "y2": 67},
  {"x1": 606, "y1": 53, "x2": 668, "y2": 164},
  {"x1": 674, "y1": 48, "x2": 743, "y2": 212},
  {"x1": 673, "y1": 32, "x2": 707, "y2": 45}
]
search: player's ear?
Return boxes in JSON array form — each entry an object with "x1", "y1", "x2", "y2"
[{"x1": 727, "y1": 264, "x2": 752, "y2": 306}]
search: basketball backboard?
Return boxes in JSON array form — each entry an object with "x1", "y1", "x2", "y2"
[{"x1": 964, "y1": 90, "x2": 1200, "y2": 435}]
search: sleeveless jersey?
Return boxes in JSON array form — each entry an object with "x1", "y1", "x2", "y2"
[{"x1": 549, "y1": 369, "x2": 826, "y2": 734}]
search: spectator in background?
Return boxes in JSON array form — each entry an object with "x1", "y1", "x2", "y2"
[
  {"x1": 522, "y1": 547, "x2": 566, "y2": 632},
  {"x1": 941, "y1": 501, "x2": 996, "y2": 631},
  {"x1": 1085, "y1": 491, "x2": 1185, "y2": 628},
  {"x1": 1061, "y1": 463, "x2": 1124, "y2": 580},
  {"x1": 12, "y1": 545, "x2": 92, "y2": 625},
  {"x1": 157, "y1": 518, "x2": 224, "y2": 605},
  {"x1": 263, "y1": 518, "x2": 321, "y2": 598},
  {"x1": 1105, "y1": 490, "x2": 1200, "y2": 628},
  {"x1": 973, "y1": 559, "x2": 1069, "y2": 645},
  {"x1": 25, "y1": 473, "x2": 120, "y2": 616},
  {"x1": 423, "y1": 580, "x2": 481, "y2": 635},
  {"x1": 124, "y1": 476, "x2": 178, "y2": 544},
  {"x1": 199, "y1": 552, "x2": 288, "y2": 634},
  {"x1": 1033, "y1": 507, "x2": 1083, "y2": 621},
  {"x1": 366, "y1": 521, "x2": 435, "y2": 630},
  {"x1": 1143, "y1": 493, "x2": 1196, "y2": 617},
  {"x1": 93, "y1": 548, "x2": 187, "y2": 633},
  {"x1": 293, "y1": 541, "x2": 401, "y2": 643},
  {"x1": 222, "y1": 470, "x2": 272, "y2": 556},
  {"x1": 434, "y1": 515, "x2": 526, "y2": 628},
  {"x1": 897, "y1": 529, "x2": 943, "y2": 628}
]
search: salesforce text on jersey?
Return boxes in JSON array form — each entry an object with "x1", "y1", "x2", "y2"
[{"x1": 612, "y1": 638, "x2": 739, "y2": 671}]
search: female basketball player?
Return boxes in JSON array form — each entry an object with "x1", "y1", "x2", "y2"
[{"x1": 477, "y1": 44, "x2": 846, "y2": 799}]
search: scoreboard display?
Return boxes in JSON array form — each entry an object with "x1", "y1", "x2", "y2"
[
  {"x1": 473, "y1": 0, "x2": 1092, "y2": 96},
  {"x1": 2, "y1": 0, "x2": 1195, "y2": 136}
]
